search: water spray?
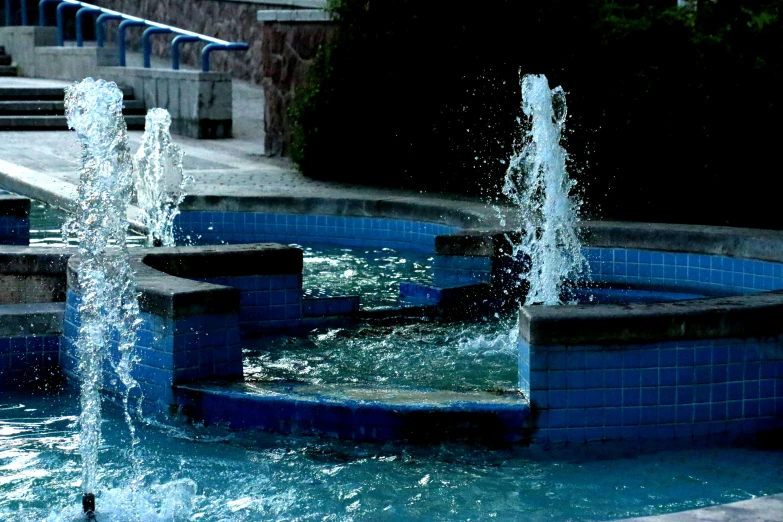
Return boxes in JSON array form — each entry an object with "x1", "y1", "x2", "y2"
[
  {"x1": 63, "y1": 77, "x2": 140, "y2": 520},
  {"x1": 133, "y1": 108, "x2": 190, "y2": 247},
  {"x1": 502, "y1": 73, "x2": 588, "y2": 305}
]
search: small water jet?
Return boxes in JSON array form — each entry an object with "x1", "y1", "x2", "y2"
[
  {"x1": 133, "y1": 108, "x2": 189, "y2": 247},
  {"x1": 502, "y1": 73, "x2": 588, "y2": 305},
  {"x1": 63, "y1": 77, "x2": 141, "y2": 517}
]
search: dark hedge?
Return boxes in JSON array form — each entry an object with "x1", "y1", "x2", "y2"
[{"x1": 290, "y1": 0, "x2": 783, "y2": 228}]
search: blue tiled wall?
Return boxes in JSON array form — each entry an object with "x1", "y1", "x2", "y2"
[
  {"x1": 63, "y1": 291, "x2": 242, "y2": 405},
  {"x1": 175, "y1": 212, "x2": 459, "y2": 253},
  {"x1": 585, "y1": 247, "x2": 783, "y2": 296},
  {"x1": 0, "y1": 334, "x2": 59, "y2": 390},
  {"x1": 522, "y1": 337, "x2": 783, "y2": 443},
  {"x1": 198, "y1": 275, "x2": 302, "y2": 334},
  {"x1": 302, "y1": 289, "x2": 360, "y2": 317},
  {"x1": 432, "y1": 255, "x2": 493, "y2": 287},
  {"x1": 0, "y1": 215, "x2": 29, "y2": 245}
]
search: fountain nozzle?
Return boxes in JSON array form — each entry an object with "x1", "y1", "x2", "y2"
[{"x1": 82, "y1": 493, "x2": 97, "y2": 520}]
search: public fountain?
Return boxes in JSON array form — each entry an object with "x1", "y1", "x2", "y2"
[
  {"x1": 502, "y1": 73, "x2": 588, "y2": 305},
  {"x1": 133, "y1": 108, "x2": 189, "y2": 248},
  {"x1": 62, "y1": 77, "x2": 140, "y2": 518}
]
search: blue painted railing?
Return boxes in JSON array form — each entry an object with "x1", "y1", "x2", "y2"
[{"x1": 2, "y1": 0, "x2": 249, "y2": 71}]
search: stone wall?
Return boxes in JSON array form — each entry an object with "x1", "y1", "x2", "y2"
[
  {"x1": 261, "y1": 22, "x2": 333, "y2": 155},
  {"x1": 90, "y1": 0, "x2": 265, "y2": 82},
  {"x1": 88, "y1": 0, "x2": 335, "y2": 155}
]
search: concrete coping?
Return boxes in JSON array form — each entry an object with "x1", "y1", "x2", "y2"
[
  {"x1": 0, "y1": 194, "x2": 30, "y2": 217},
  {"x1": 257, "y1": 9, "x2": 332, "y2": 22},
  {"x1": 142, "y1": 243, "x2": 303, "y2": 278},
  {"x1": 516, "y1": 221, "x2": 783, "y2": 345},
  {"x1": 99, "y1": 66, "x2": 231, "y2": 82},
  {"x1": 0, "y1": 246, "x2": 75, "y2": 275},
  {"x1": 67, "y1": 243, "x2": 303, "y2": 319},
  {"x1": 0, "y1": 302, "x2": 64, "y2": 337},
  {"x1": 249, "y1": 0, "x2": 327, "y2": 7},
  {"x1": 180, "y1": 194, "x2": 499, "y2": 229}
]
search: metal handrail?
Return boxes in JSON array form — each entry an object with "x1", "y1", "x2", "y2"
[
  {"x1": 5, "y1": 0, "x2": 29, "y2": 26},
  {"x1": 75, "y1": 6, "x2": 99, "y2": 47},
  {"x1": 21, "y1": 0, "x2": 249, "y2": 71}
]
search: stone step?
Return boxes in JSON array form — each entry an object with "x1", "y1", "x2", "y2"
[
  {"x1": 0, "y1": 66, "x2": 17, "y2": 77},
  {"x1": 0, "y1": 114, "x2": 146, "y2": 130},
  {"x1": 0, "y1": 99, "x2": 145, "y2": 116},
  {"x1": 0, "y1": 55, "x2": 11, "y2": 66},
  {"x1": 0, "y1": 85, "x2": 135, "y2": 101},
  {"x1": 0, "y1": 46, "x2": 5, "y2": 54}
]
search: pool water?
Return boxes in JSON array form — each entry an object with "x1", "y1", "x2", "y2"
[
  {"x1": 243, "y1": 314, "x2": 518, "y2": 392},
  {"x1": 28, "y1": 200, "x2": 146, "y2": 247},
  {"x1": 296, "y1": 244, "x2": 434, "y2": 309},
  {"x1": 27, "y1": 202, "x2": 433, "y2": 308},
  {"x1": 2, "y1": 390, "x2": 783, "y2": 521}
]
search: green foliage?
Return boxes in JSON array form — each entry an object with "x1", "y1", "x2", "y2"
[{"x1": 290, "y1": 0, "x2": 783, "y2": 228}]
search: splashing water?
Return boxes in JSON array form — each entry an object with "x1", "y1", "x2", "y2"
[
  {"x1": 502, "y1": 74, "x2": 588, "y2": 305},
  {"x1": 133, "y1": 108, "x2": 190, "y2": 247},
  {"x1": 62, "y1": 78, "x2": 141, "y2": 497}
]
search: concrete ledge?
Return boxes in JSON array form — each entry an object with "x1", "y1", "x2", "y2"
[
  {"x1": 0, "y1": 246, "x2": 75, "y2": 304},
  {"x1": 0, "y1": 302, "x2": 64, "y2": 337},
  {"x1": 0, "y1": 193, "x2": 30, "y2": 217},
  {"x1": 257, "y1": 9, "x2": 332, "y2": 22},
  {"x1": 585, "y1": 221, "x2": 783, "y2": 264},
  {"x1": 142, "y1": 243, "x2": 303, "y2": 278},
  {"x1": 176, "y1": 380, "x2": 531, "y2": 444},
  {"x1": 67, "y1": 251, "x2": 239, "y2": 319},
  {"x1": 181, "y1": 195, "x2": 492, "y2": 229},
  {"x1": 521, "y1": 291, "x2": 783, "y2": 345}
]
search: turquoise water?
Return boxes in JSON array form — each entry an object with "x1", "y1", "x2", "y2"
[
  {"x1": 2, "y1": 390, "x2": 783, "y2": 521},
  {"x1": 28, "y1": 202, "x2": 432, "y2": 308},
  {"x1": 244, "y1": 315, "x2": 518, "y2": 392},
  {"x1": 28, "y1": 200, "x2": 146, "y2": 247}
]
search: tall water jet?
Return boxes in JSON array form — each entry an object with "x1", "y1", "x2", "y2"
[
  {"x1": 63, "y1": 78, "x2": 140, "y2": 514},
  {"x1": 133, "y1": 108, "x2": 189, "y2": 247},
  {"x1": 502, "y1": 74, "x2": 587, "y2": 305}
]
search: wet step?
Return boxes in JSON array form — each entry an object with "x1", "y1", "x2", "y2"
[
  {"x1": 0, "y1": 84, "x2": 144, "y2": 129},
  {"x1": 0, "y1": 85, "x2": 135, "y2": 101},
  {"x1": 175, "y1": 380, "x2": 531, "y2": 444},
  {"x1": 0, "y1": 66, "x2": 17, "y2": 77},
  {"x1": 0, "y1": 99, "x2": 145, "y2": 116},
  {"x1": 0, "y1": 114, "x2": 146, "y2": 130},
  {"x1": 0, "y1": 55, "x2": 11, "y2": 66}
]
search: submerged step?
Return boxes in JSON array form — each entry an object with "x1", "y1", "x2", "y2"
[{"x1": 175, "y1": 380, "x2": 531, "y2": 444}]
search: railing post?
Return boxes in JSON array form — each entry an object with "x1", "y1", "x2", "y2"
[
  {"x1": 117, "y1": 18, "x2": 147, "y2": 66},
  {"x1": 5, "y1": 0, "x2": 12, "y2": 26},
  {"x1": 200, "y1": 42, "x2": 249, "y2": 73},
  {"x1": 171, "y1": 34, "x2": 199, "y2": 70},
  {"x1": 141, "y1": 26, "x2": 172, "y2": 68},
  {"x1": 75, "y1": 6, "x2": 100, "y2": 47},
  {"x1": 56, "y1": 1, "x2": 80, "y2": 46},
  {"x1": 21, "y1": 0, "x2": 28, "y2": 25},
  {"x1": 95, "y1": 12, "x2": 122, "y2": 48},
  {"x1": 38, "y1": 0, "x2": 60, "y2": 27}
]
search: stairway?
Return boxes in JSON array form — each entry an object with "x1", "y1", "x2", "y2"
[
  {"x1": 0, "y1": 46, "x2": 16, "y2": 77},
  {"x1": 0, "y1": 83, "x2": 146, "y2": 130}
]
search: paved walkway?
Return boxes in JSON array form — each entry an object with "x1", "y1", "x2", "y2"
[{"x1": 0, "y1": 76, "x2": 489, "y2": 230}]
